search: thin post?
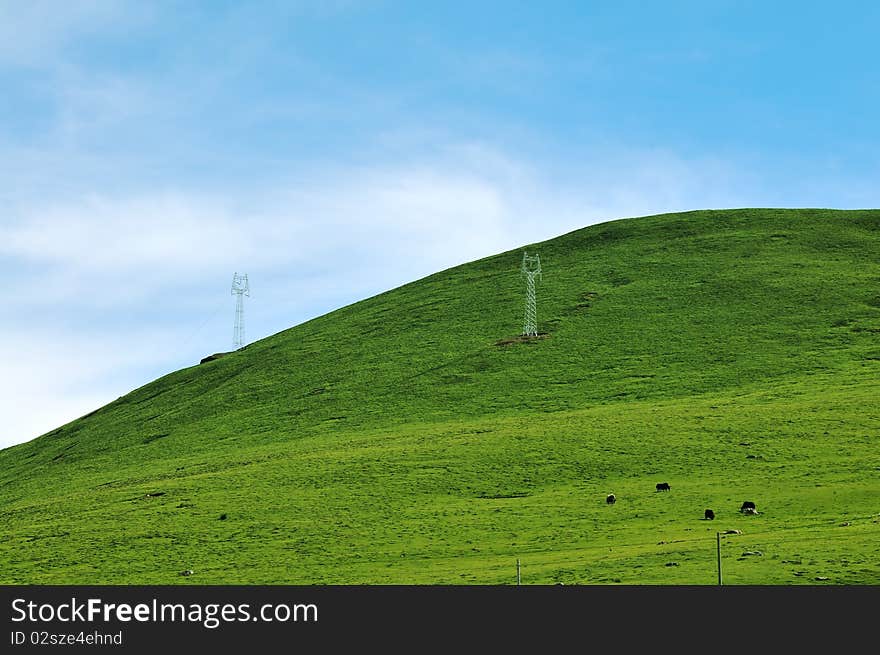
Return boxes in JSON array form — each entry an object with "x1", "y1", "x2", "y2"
[
  {"x1": 516, "y1": 559, "x2": 521, "y2": 586},
  {"x1": 231, "y1": 272, "x2": 250, "y2": 349},
  {"x1": 716, "y1": 532, "x2": 722, "y2": 586}
]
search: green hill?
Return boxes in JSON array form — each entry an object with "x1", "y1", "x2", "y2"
[{"x1": 2, "y1": 208, "x2": 878, "y2": 585}]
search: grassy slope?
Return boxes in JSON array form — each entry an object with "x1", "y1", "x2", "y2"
[{"x1": 1, "y1": 208, "x2": 878, "y2": 585}]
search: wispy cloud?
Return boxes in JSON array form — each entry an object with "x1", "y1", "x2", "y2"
[{"x1": 0, "y1": 1, "x2": 145, "y2": 67}]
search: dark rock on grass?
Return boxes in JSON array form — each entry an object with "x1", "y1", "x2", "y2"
[{"x1": 200, "y1": 352, "x2": 232, "y2": 364}]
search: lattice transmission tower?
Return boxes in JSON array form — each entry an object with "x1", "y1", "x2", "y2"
[
  {"x1": 231, "y1": 272, "x2": 250, "y2": 349},
  {"x1": 521, "y1": 252, "x2": 542, "y2": 336}
]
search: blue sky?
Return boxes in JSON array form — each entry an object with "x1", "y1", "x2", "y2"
[{"x1": 2, "y1": 0, "x2": 879, "y2": 449}]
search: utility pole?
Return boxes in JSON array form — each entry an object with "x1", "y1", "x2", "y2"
[
  {"x1": 716, "y1": 532, "x2": 722, "y2": 586},
  {"x1": 521, "y1": 252, "x2": 542, "y2": 337},
  {"x1": 231, "y1": 272, "x2": 250, "y2": 349}
]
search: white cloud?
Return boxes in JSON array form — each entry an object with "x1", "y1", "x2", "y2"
[
  {"x1": 4, "y1": 193, "x2": 246, "y2": 272},
  {"x1": 0, "y1": 149, "x2": 548, "y2": 308}
]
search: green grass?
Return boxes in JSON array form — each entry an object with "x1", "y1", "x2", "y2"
[{"x1": 1, "y1": 208, "x2": 878, "y2": 584}]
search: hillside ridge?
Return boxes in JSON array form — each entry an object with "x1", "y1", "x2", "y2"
[{"x1": 2, "y1": 208, "x2": 878, "y2": 585}]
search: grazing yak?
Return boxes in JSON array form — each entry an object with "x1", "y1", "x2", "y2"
[
  {"x1": 656, "y1": 482, "x2": 671, "y2": 492},
  {"x1": 705, "y1": 509, "x2": 715, "y2": 520},
  {"x1": 740, "y1": 501, "x2": 757, "y2": 513},
  {"x1": 606, "y1": 494, "x2": 616, "y2": 505}
]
